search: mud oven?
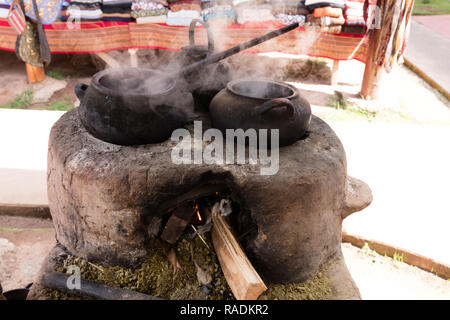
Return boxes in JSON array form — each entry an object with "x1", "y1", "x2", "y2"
[
  {"x1": 28, "y1": 103, "x2": 372, "y2": 300},
  {"x1": 27, "y1": 24, "x2": 373, "y2": 299}
]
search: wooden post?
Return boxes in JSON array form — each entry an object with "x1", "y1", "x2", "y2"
[
  {"x1": 361, "y1": 0, "x2": 414, "y2": 99},
  {"x1": 360, "y1": 21, "x2": 384, "y2": 100},
  {"x1": 25, "y1": 63, "x2": 45, "y2": 83},
  {"x1": 330, "y1": 60, "x2": 339, "y2": 86},
  {"x1": 129, "y1": 48, "x2": 138, "y2": 67}
]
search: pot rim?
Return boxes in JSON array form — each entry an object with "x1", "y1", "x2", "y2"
[
  {"x1": 227, "y1": 79, "x2": 299, "y2": 101},
  {"x1": 91, "y1": 67, "x2": 176, "y2": 98}
]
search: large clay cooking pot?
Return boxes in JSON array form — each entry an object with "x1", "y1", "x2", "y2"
[
  {"x1": 76, "y1": 67, "x2": 193, "y2": 146},
  {"x1": 209, "y1": 79, "x2": 311, "y2": 147}
]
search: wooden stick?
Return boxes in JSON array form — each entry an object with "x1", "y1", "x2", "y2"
[
  {"x1": 160, "y1": 203, "x2": 194, "y2": 244},
  {"x1": 211, "y1": 214, "x2": 267, "y2": 300}
]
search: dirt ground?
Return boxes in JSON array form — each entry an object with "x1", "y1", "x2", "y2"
[
  {"x1": 258, "y1": 52, "x2": 450, "y2": 125},
  {"x1": 0, "y1": 216, "x2": 54, "y2": 291},
  {"x1": 0, "y1": 215, "x2": 448, "y2": 299}
]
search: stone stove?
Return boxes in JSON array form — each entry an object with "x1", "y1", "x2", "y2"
[{"x1": 29, "y1": 109, "x2": 372, "y2": 299}]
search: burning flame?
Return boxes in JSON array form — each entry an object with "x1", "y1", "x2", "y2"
[{"x1": 193, "y1": 202, "x2": 202, "y2": 222}]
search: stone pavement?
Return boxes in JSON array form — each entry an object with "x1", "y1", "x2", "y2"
[
  {"x1": 330, "y1": 121, "x2": 450, "y2": 266},
  {"x1": 0, "y1": 109, "x2": 64, "y2": 206},
  {"x1": 412, "y1": 15, "x2": 450, "y2": 39},
  {"x1": 404, "y1": 16, "x2": 450, "y2": 96}
]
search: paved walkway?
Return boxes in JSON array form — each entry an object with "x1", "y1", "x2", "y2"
[
  {"x1": 404, "y1": 17, "x2": 450, "y2": 95},
  {"x1": 412, "y1": 15, "x2": 450, "y2": 39},
  {"x1": 0, "y1": 109, "x2": 449, "y2": 266},
  {"x1": 329, "y1": 121, "x2": 450, "y2": 266},
  {"x1": 0, "y1": 109, "x2": 64, "y2": 206}
]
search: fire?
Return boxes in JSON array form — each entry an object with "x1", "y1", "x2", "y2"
[{"x1": 193, "y1": 202, "x2": 202, "y2": 222}]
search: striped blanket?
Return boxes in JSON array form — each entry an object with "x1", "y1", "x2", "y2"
[{"x1": 0, "y1": 18, "x2": 370, "y2": 62}]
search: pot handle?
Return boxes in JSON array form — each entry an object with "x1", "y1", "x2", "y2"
[
  {"x1": 189, "y1": 19, "x2": 214, "y2": 53},
  {"x1": 75, "y1": 83, "x2": 88, "y2": 101},
  {"x1": 256, "y1": 98, "x2": 295, "y2": 118}
]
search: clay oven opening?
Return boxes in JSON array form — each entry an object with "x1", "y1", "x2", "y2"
[{"x1": 141, "y1": 184, "x2": 264, "y2": 300}]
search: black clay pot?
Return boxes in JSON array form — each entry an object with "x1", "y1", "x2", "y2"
[
  {"x1": 180, "y1": 19, "x2": 232, "y2": 111},
  {"x1": 76, "y1": 67, "x2": 193, "y2": 146},
  {"x1": 209, "y1": 79, "x2": 311, "y2": 147}
]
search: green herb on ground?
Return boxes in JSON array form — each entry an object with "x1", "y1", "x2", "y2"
[
  {"x1": 330, "y1": 91, "x2": 348, "y2": 110},
  {"x1": 260, "y1": 257, "x2": 334, "y2": 300},
  {"x1": 46, "y1": 99, "x2": 74, "y2": 111},
  {"x1": 46, "y1": 70, "x2": 65, "y2": 80},
  {"x1": 46, "y1": 235, "x2": 234, "y2": 300},
  {"x1": 43, "y1": 231, "x2": 335, "y2": 300},
  {"x1": 0, "y1": 89, "x2": 33, "y2": 109},
  {"x1": 393, "y1": 252, "x2": 404, "y2": 263}
]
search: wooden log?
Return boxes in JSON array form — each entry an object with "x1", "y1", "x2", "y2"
[
  {"x1": 160, "y1": 202, "x2": 194, "y2": 244},
  {"x1": 211, "y1": 213, "x2": 267, "y2": 300},
  {"x1": 25, "y1": 63, "x2": 45, "y2": 83}
]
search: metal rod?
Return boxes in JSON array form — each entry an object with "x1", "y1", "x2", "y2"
[
  {"x1": 176, "y1": 22, "x2": 299, "y2": 77},
  {"x1": 41, "y1": 271, "x2": 163, "y2": 300}
]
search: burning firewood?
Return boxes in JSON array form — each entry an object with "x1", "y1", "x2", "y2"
[
  {"x1": 211, "y1": 204, "x2": 267, "y2": 300},
  {"x1": 160, "y1": 203, "x2": 194, "y2": 244}
]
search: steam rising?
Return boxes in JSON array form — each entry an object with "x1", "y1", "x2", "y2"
[{"x1": 98, "y1": 22, "x2": 321, "y2": 111}]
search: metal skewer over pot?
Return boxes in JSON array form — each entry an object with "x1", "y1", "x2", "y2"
[
  {"x1": 176, "y1": 22, "x2": 300, "y2": 78},
  {"x1": 75, "y1": 22, "x2": 303, "y2": 146}
]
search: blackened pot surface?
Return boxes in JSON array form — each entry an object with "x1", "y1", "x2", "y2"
[
  {"x1": 209, "y1": 79, "x2": 312, "y2": 147},
  {"x1": 179, "y1": 19, "x2": 232, "y2": 110},
  {"x1": 76, "y1": 67, "x2": 193, "y2": 146}
]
